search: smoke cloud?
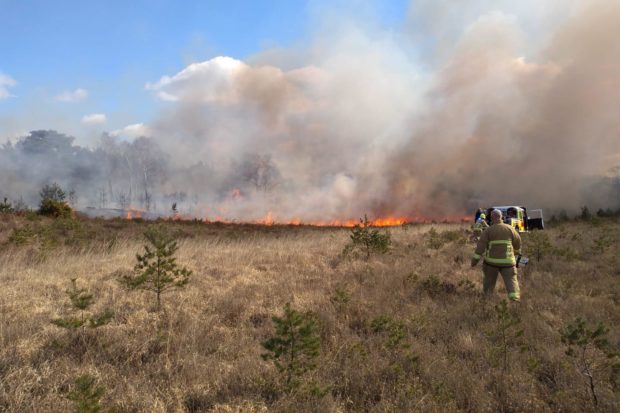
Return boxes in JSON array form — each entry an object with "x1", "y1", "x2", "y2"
[{"x1": 2, "y1": 0, "x2": 620, "y2": 222}]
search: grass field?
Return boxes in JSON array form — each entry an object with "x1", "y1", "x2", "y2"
[{"x1": 0, "y1": 213, "x2": 618, "y2": 412}]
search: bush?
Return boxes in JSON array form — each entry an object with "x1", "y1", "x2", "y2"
[
  {"x1": 39, "y1": 198, "x2": 73, "y2": 218},
  {"x1": 39, "y1": 183, "x2": 72, "y2": 217},
  {"x1": 0, "y1": 197, "x2": 14, "y2": 213},
  {"x1": 525, "y1": 230, "x2": 552, "y2": 262},
  {"x1": 343, "y1": 215, "x2": 391, "y2": 259},
  {"x1": 426, "y1": 227, "x2": 444, "y2": 249}
]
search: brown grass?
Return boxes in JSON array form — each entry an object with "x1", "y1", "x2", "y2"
[{"x1": 0, "y1": 214, "x2": 618, "y2": 412}]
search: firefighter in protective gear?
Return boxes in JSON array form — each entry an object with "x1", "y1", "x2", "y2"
[
  {"x1": 471, "y1": 209, "x2": 522, "y2": 301},
  {"x1": 472, "y1": 212, "x2": 489, "y2": 241}
]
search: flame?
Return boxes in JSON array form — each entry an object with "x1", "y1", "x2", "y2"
[
  {"x1": 121, "y1": 206, "x2": 469, "y2": 227},
  {"x1": 125, "y1": 206, "x2": 144, "y2": 220},
  {"x1": 257, "y1": 211, "x2": 275, "y2": 226}
]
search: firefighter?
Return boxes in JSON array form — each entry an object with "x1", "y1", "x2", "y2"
[
  {"x1": 472, "y1": 212, "x2": 489, "y2": 241},
  {"x1": 471, "y1": 209, "x2": 521, "y2": 301}
]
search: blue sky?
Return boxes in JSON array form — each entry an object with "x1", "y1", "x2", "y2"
[{"x1": 0, "y1": 0, "x2": 411, "y2": 142}]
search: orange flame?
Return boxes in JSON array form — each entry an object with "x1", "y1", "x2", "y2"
[
  {"x1": 125, "y1": 207, "x2": 144, "y2": 220},
  {"x1": 257, "y1": 211, "x2": 275, "y2": 226},
  {"x1": 122, "y1": 208, "x2": 469, "y2": 227}
]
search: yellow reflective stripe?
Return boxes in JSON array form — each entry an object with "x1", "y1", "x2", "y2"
[
  {"x1": 484, "y1": 257, "x2": 516, "y2": 265},
  {"x1": 489, "y1": 240, "x2": 511, "y2": 245},
  {"x1": 472, "y1": 253, "x2": 481, "y2": 260}
]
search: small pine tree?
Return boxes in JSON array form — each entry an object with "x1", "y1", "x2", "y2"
[
  {"x1": 261, "y1": 303, "x2": 321, "y2": 391},
  {"x1": 426, "y1": 227, "x2": 444, "y2": 250},
  {"x1": 343, "y1": 215, "x2": 391, "y2": 259},
  {"x1": 120, "y1": 226, "x2": 192, "y2": 310},
  {"x1": 330, "y1": 288, "x2": 350, "y2": 309},
  {"x1": 580, "y1": 206, "x2": 592, "y2": 220},
  {"x1": 66, "y1": 374, "x2": 106, "y2": 413},
  {"x1": 51, "y1": 278, "x2": 113, "y2": 332},
  {"x1": 526, "y1": 230, "x2": 552, "y2": 262},
  {"x1": 492, "y1": 300, "x2": 524, "y2": 372},
  {"x1": 560, "y1": 318, "x2": 619, "y2": 407}
]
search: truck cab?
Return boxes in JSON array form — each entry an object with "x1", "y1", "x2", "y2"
[{"x1": 475, "y1": 206, "x2": 544, "y2": 232}]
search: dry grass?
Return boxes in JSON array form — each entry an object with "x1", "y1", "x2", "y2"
[{"x1": 0, "y1": 214, "x2": 618, "y2": 412}]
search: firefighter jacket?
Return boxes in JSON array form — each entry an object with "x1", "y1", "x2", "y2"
[
  {"x1": 473, "y1": 219, "x2": 489, "y2": 232},
  {"x1": 472, "y1": 222, "x2": 521, "y2": 267}
]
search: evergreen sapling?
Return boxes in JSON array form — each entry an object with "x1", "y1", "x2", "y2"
[
  {"x1": 261, "y1": 303, "x2": 321, "y2": 391},
  {"x1": 120, "y1": 226, "x2": 191, "y2": 310}
]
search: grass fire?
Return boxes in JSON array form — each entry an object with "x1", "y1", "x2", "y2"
[{"x1": 2, "y1": 0, "x2": 620, "y2": 412}]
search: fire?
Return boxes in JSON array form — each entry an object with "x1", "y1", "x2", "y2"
[
  {"x1": 125, "y1": 207, "x2": 144, "y2": 220},
  {"x1": 257, "y1": 211, "x2": 275, "y2": 226},
  {"x1": 121, "y1": 206, "x2": 469, "y2": 227}
]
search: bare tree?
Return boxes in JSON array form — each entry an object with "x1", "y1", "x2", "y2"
[{"x1": 240, "y1": 153, "x2": 281, "y2": 192}]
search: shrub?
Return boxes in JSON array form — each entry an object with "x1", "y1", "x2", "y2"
[
  {"x1": 0, "y1": 197, "x2": 14, "y2": 213},
  {"x1": 66, "y1": 374, "x2": 107, "y2": 413},
  {"x1": 421, "y1": 274, "x2": 456, "y2": 297},
  {"x1": 370, "y1": 315, "x2": 418, "y2": 376},
  {"x1": 560, "y1": 318, "x2": 619, "y2": 407},
  {"x1": 39, "y1": 183, "x2": 72, "y2": 218},
  {"x1": 343, "y1": 215, "x2": 391, "y2": 259},
  {"x1": 525, "y1": 230, "x2": 552, "y2": 262},
  {"x1": 261, "y1": 303, "x2": 320, "y2": 391},
  {"x1": 330, "y1": 288, "x2": 351, "y2": 315},
  {"x1": 51, "y1": 278, "x2": 113, "y2": 332},
  {"x1": 370, "y1": 316, "x2": 407, "y2": 350},
  {"x1": 120, "y1": 226, "x2": 192, "y2": 310},
  {"x1": 8, "y1": 225, "x2": 37, "y2": 245},
  {"x1": 592, "y1": 234, "x2": 613, "y2": 254},
  {"x1": 426, "y1": 227, "x2": 444, "y2": 249}
]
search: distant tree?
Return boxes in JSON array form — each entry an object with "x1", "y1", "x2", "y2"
[
  {"x1": 39, "y1": 182, "x2": 72, "y2": 218},
  {"x1": 240, "y1": 153, "x2": 281, "y2": 192},
  {"x1": 40, "y1": 182, "x2": 66, "y2": 202},
  {"x1": 119, "y1": 226, "x2": 191, "y2": 310},
  {"x1": 0, "y1": 197, "x2": 14, "y2": 214},
  {"x1": 580, "y1": 206, "x2": 592, "y2": 220},
  {"x1": 130, "y1": 137, "x2": 167, "y2": 211}
]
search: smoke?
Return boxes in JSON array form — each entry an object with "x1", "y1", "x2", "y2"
[{"x1": 2, "y1": 0, "x2": 620, "y2": 221}]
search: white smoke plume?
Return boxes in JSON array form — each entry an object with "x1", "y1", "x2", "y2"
[{"x1": 139, "y1": 0, "x2": 620, "y2": 221}]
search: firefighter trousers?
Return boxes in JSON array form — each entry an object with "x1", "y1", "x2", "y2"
[{"x1": 482, "y1": 263, "x2": 520, "y2": 301}]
